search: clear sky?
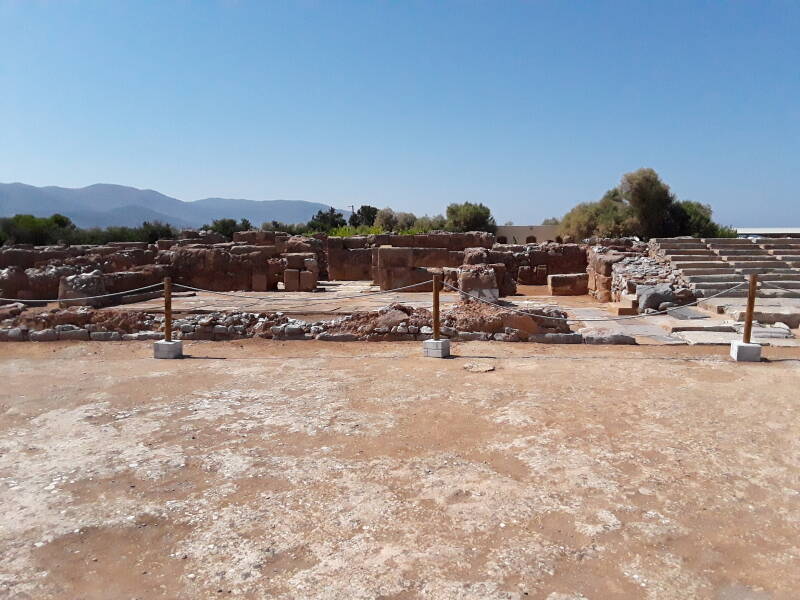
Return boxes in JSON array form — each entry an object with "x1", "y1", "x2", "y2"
[{"x1": 1, "y1": 1, "x2": 797, "y2": 226}]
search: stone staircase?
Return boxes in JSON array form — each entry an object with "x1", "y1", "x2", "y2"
[{"x1": 651, "y1": 237, "x2": 800, "y2": 298}]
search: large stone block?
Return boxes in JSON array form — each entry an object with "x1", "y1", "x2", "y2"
[
  {"x1": 299, "y1": 270, "x2": 317, "y2": 291},
  {"x1": 547, "y1": 273, "x2": 588, "y2": 296},
  {"x1": 284, "y1": 269, "x2": 300, "y2": 292},
  {"x1": 284, "y1": 253, "x2": 316, "y2": 270},
  {"x1": 412, "y1": 248, "x2": 450, "y2": 267},
  {"x1": 377, "y1": 248, "x2": 414, "y2": 269}
]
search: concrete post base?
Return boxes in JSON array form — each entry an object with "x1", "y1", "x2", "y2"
[
  {"x1": 423, "y1": 338, "x2": 450, "y2": 358},
  {"x1": 154, "y1": 339, "x2": 183, "y2": 359},
  {"x1": 730, "y1": 340, "x2": 761, "y2": 362}
]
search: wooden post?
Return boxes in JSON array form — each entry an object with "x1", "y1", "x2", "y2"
[
  {"x1": 432, "y1": 272, "x2": 441, "y2": 341},
  {"x1": 164, "y1": 277, "x2": 173, "y2": 342},
  {"x1": 742, "y1": 273, "x2": 757, "y2": 344}
]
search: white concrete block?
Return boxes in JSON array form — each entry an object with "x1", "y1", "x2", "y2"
[
  {"x1": 423, "y1": 338, "x2": 451, "y2": 358},
  {"x1": 154, "y1": 339, "x2": 183, "y2": 359},
  {"x1": 729, "y1": 340, "x2": 762, "y2": 362}
]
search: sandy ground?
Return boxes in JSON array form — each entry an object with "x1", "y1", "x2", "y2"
[{"x1": 1, "y1": 340, "x2": 799, "y2": 599}]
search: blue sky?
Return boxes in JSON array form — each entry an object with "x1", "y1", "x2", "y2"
[{"x1": 1, "y1": 1, "x2": 797, "y2": 226}]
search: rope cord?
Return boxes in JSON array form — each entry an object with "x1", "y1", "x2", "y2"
[
  {"x1": 172, "y1": 280, "x2": 435, "y2": 306},
  {"x1": 0, "y1": 282, "x2": 164, "y2": 304},
  {"x1": 441, "y1": 281, "x2": 749, "y2": 322},
  {"x1": 761, "y1": 281, "x2": 800, "y2": 296}
]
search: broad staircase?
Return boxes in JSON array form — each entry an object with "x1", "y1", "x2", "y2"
[{"x1": 651, "y1": 237, "x2": 800, "y2": 298}]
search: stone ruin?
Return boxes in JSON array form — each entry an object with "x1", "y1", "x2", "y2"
[
  {"x1": 0, "y1": 230, "x2": 329, "y2": 305},
  {"x1": 0, "y1": 229, "x2": 592, "y2": 306}
]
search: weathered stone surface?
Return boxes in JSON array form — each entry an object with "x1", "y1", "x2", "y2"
[
  {"x1": 637, "y1": 283, "x2": 675, "y2": 312},
  {"x1": 458, "y1": 266, "x2": 499, "y2": 301},
  {"x1": 58, "y1": 328, "x2": 90, "y2": 341},
  {"x1": 30, "y1": 328, "x2": 58, "y2": 342},
  {"x1": 548, "y1": 273, "x2": 589, "y2": 296},
  {"x1": 316, "y1": 332, "x2": 359, "y2": 341},
  {"x1": 299, "y1": 270, "x2": 317, "y2": 292},
  {"x1": 58, "y1": 270, "x2": 108, "y2": 307},
  {"x1": 583, "y1": 333, "x2": 636, "y2": 345},
  {"x1": 283, "y1": 269, "x2": 300, "y2": 292},
  {"x1": 528, "y1": 332, "x2": 583, "y2": 344},
  {"x1": 90, "y1": 331, "x2": 122, "y2": 341}
]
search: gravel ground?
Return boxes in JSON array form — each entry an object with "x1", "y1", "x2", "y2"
[{"x1": 1, "y1": 340, "x2": 799, "y2": 599}]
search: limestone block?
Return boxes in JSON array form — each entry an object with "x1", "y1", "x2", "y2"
[
  {"x1": 299, "y1": 270, "x2": 317, "y2": 291},
  {"x1": 547, "y1": 273, "x2": 589, "y2": 296},
  {"x1": 284, "y1": 269, "x2": 300, "y2": 292}
]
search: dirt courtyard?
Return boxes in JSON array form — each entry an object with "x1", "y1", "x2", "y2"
[{"x1": 1, "y1": 341, "x2": 799, "y2": 599}]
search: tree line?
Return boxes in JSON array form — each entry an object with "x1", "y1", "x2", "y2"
[
  {"x1": 550, "y1": 168, "x2": 736, "y2": 240},
  {"x1": 0, "y1": 171, "x2": 735, "y2": 246},
  {"x1": 0, "y1": 201, "x2": 497, "y2": 246}
]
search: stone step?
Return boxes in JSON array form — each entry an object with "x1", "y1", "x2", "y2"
[
  {"x1": 689, "y1": 281, "x2": 748, "y2": 290},
  {"x1": 663, "y1": 254, "x2": 719, "y2": 261},
  {"x1": 761, "y1": 244, "x2": 800, "y2": 250},
  {"x1": 749, "y1": 272, "x2": 800, "y2": 280},
  {"x1": 771, "y1": 250, "x2": 800, "y2": 256},
  {"x1": 729, "y1": 261, "x2": 790, "y2": 269},
  {"x1": 762, "y1": 280, "x2": 800, "y2": 289},
  {"x1": 682, "y1": 274, "x2": 746, "y2": 283},
  {"x1": 692, "y1": 288, "x2": 797, "y2": 299},
  {"x1": 693, "y1": 288, "x2": 750, "y2": 298},
  {"x1": 720, "y1": 255, "x2": 780, "y2": 262},
  {"x1": 661, "y1": 249, "x2": 716, "y2": 256},
  {"x1": 672, "y1": 261, "x2": 731, "y2": 269},
  {"x1": 609, "y1": 302, "x2": 638, "y2": 316},
  {"x1": 714, "y1": 249, "x2": 771, "y2": 256},
  {"x1": 736, "y1": 267, "x2": 797, "y2": 275},
  {"x1": 754, "y1": 239, "x2": 800, "y2": 246},
  {"x1": 703, "y1": 238, "x2": 756, "y2": 245},
  {"x1": 652, "y1": 238, "x2": 707, "y2": 244},
  {"x1": 679, "y1": 268, "x2": 740, "y2": 276}
]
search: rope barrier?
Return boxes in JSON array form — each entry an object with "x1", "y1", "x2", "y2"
[
  {"x1": 172, "y1": 280, "x2": 435, "y2": 306},
  {"x1": 0, "y1": 282, "x2": 165, "y2": 304},
  {"x1": 441, "y1": 281, "x2": 749, "y2": 323}
]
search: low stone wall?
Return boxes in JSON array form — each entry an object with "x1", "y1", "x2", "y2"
[{"x1": 0, "y1": 300, "x2": 589, "y2": 344}]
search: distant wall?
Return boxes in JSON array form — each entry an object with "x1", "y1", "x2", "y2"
[{"x1": 495, "y1": 225, "x2": 560, "y2": 245}]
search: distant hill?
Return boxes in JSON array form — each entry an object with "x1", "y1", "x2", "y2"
[{"x1": 0, "y1": 182, "x2": 349, "y2": 229}]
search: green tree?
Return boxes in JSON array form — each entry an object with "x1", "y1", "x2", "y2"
[
  {"x1": 205, "y1": 218, "x2": 239, "y2": 239},
  {"x1": 348, "y1": 205, "x2": 378, "y2": 227},
  {"x1": 559, "y1": 170, "x2": 734, "y2": 240},
  {"x1": 395, "y1": 211, "x2": 417, "y2": 231},
  {"x1": 307, "y1": 207, "x2": 346, "y2": 232},
  {"x1": 411, "y1": 214, "x2": 446, "y2": 232},
  {"x1": 619, "y1": 168, "x2": 677, "y2": 239},
  {"x1": 445, "y1": 202, "x2": 496, "y2": 233},
  {"x1": 541, "y1": 217, "x2": 559, "y2": 226},
  {"x1": 140, "y1": 221, "x2": 177, "y2": 243},
  {"x1": 202, "y1": 218, "x2": 252, "y2": 239},
  {"x1": 374, "y1": 208, "x2": 398, "y2": 231}
]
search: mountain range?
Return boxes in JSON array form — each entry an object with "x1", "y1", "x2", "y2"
[{"x1": 0, "y1": 182, "x2": 350, "y2": 229}]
